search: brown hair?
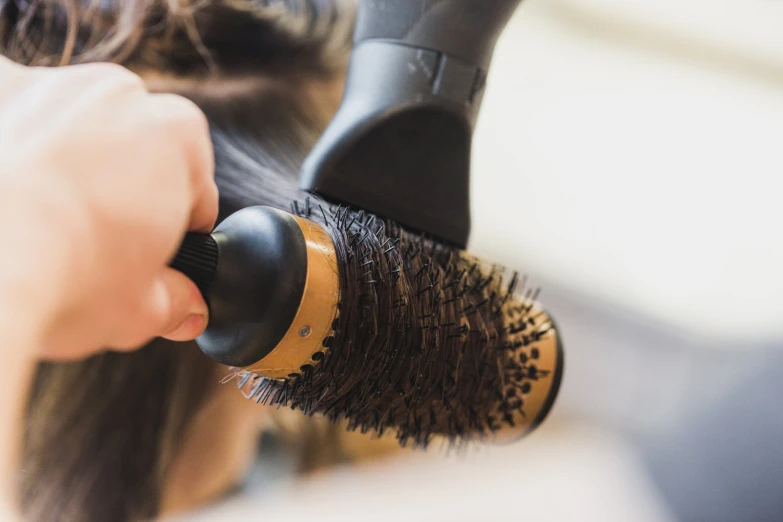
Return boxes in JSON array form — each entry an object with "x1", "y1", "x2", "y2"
[{"x1": 0, "y1": 1, "x2": 352, "y2": 520}]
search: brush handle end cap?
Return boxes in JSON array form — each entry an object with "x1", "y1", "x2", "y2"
[{"x1": 197, "y1": 207, "x2": 308, "y2": 368}]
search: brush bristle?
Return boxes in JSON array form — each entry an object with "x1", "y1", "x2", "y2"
[{"x1": 226, "y1": 201, "x2": 560, "y2": 448}]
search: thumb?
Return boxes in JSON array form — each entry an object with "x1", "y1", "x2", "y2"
[{"x1": 156, "y1": 267, "x2": 209, "y2": 342}]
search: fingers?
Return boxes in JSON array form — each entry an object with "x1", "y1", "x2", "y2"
[
  {"x1": 0, "y1": 57, "x2": 37, "y2": 111},
  {"x1": 150, "y1": 93, "x2": 218, "y2": 234},
  {"x1": 157, "y1": 268, "x2": 210, "y2": 342},
  {"x1": 59, "y1": 62, "x2": 147, "y2": 91},
  {"x1": 106, "y1": 94, "x2": 216, "y2": 350},
  {"x1": 109, "y1": 268, "x2": 208, "y2": 350},
  {"x1": 189, "y1": 165, "x2": 219, "y2": 234},
  {"x1": 1, "y1": 60, "x2": 218, "y2": 360},
  {"x1": 0, "y1": 55, "x2": 24, "y2": 74}
]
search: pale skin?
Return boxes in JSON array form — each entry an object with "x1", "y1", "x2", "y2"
[{"x1": 0, "y1": 56, "x2": 219, "y2": 518}]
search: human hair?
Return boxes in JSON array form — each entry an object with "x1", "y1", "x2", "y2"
[
  {"x1": 2, "y1": 2, "x2": 563, "y2": 519},
  {"x1": 0, "y1": 1, "x2": 353, "y2": 520}
]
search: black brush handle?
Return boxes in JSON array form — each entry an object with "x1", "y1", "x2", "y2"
[
  {"x1": 168, "y1": 207, "x2": 309, "y2": 368},
  {"x1": 170, "y1": 233, "x2": 219, "y2": 298}
]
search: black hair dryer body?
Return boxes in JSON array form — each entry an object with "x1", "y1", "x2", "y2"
[{"x1": 301, "y1": 0, "x2": 522, "y2": 249}]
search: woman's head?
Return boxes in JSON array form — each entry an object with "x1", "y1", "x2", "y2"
[{"x1": 1, "y1": 1, "x2": 353, "y2": 520}]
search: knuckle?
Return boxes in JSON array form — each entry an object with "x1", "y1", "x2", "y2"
[
  {"x1": 75, "y1": 62, "x2": 146, "y2": 90},
  {"x1": 158, "y1": 94, "x2": 209, "y2": 131},
  {"x1": 93, "y1": 62, "x2": 141, "y2": 81},
  {"x1": 0, "y1": 55, "x2": 23, "y2": 71}
]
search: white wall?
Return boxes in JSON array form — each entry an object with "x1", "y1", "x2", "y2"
[{"x1": 472, "y1": 0, "x2": 783, "y2": 343}]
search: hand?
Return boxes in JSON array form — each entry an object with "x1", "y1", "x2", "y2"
[{"x1": 0, "y1": 57, "x2": 218, "y2": 359}]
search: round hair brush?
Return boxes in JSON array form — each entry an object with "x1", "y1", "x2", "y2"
[
  {"x1": 172, "y1": 204, "x2": 563, "y2": 447},
  {"x1": 172, "y1": 0, "x2": 562, "y2": 448}
]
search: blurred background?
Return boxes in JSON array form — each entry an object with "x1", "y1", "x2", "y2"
[{"x1": 176, "y1": 1, "x2": 783, "y2": 520}]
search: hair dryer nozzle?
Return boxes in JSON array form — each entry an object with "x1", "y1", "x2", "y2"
[{"x1": 301, "y1": 0, "x2": 522, "y2": 248}]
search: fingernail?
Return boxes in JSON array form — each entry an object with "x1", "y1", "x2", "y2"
[{"x1": 163, "y1": 313, "x2": 208, "y2": 342}]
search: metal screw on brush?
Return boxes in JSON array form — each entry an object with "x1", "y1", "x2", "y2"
[{"x1": 299, "y1": 326, "x2": 312, "y2": 338}]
